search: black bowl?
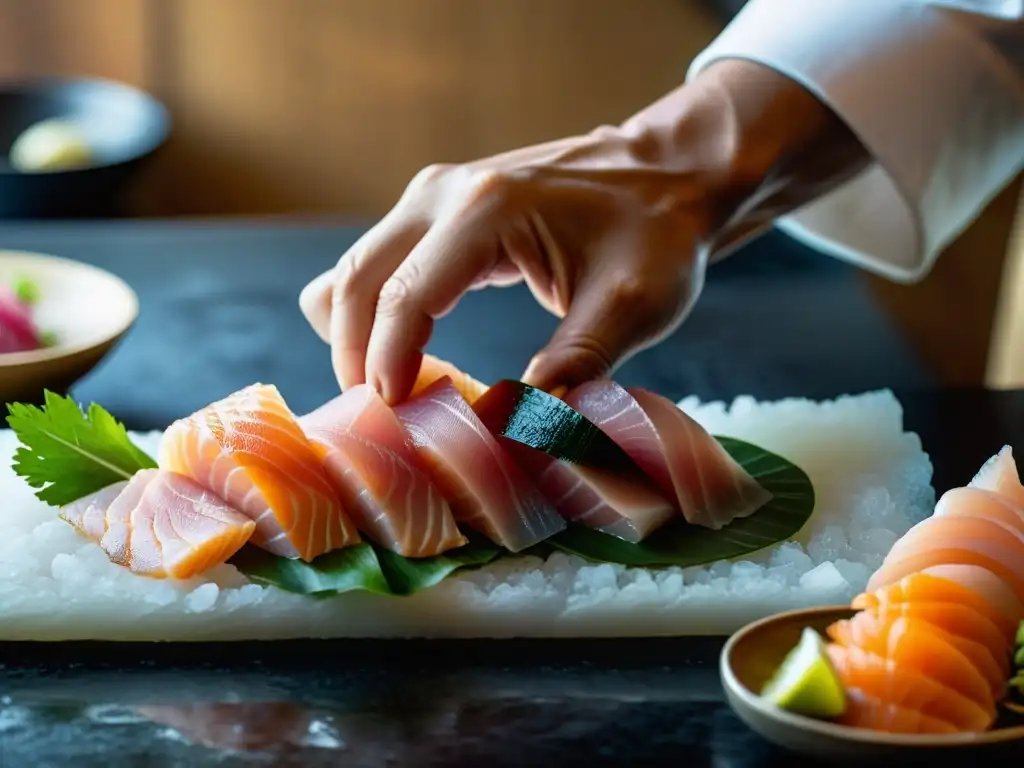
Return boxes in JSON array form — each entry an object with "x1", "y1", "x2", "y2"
[{"x1": 0, "y1": 76, "x2": 171, "y2": 219}]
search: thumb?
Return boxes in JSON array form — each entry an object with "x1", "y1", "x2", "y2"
[{"x1": 521, "y1": 277, "x2": 653, "y2": 394}]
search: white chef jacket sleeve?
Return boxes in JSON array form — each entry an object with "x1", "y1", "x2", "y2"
[{"x1": 688, "y1": 0, "x2": 1024, "y2": 283}]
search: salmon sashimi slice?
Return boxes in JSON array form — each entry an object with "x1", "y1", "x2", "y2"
[
  {"x1": 497, "y1": 437, "x2": 677, "y2": 543},
  {"x1": 299, "y1": 385, "x2": 467, "y2": 558},
  {"x1": 855, "y1": 568, "x2": 1023, "y2": 643},
  {"x1": 158, "y1": 383, "x2": 359, "y2": 562},
  {"x1": 850, "y1": 601, "x2": 1010, "y2": 673},
  {"x1": 969, "y1": 445, "x2": 1024, "y2": 509},
  {"x1": 409, "y1": 354, "x2": 489, "y2": 405},
  {"x1": 827, "y1": 644, "x2": 994, "y2": 732},
  {"x1": 60, "y1": 481, "x2": 129, "y2": 540},
  {"x1": 61, "y1": 469, "x2": 255, "y2": 580},
  {"x1": 566, "y1": 383, "x2": 772, "y2": 530},
  {"x1": 837, "y1": 687, "x2": 960, "y2": 735},
  {"x1": 868, "y1": 516, "x2": 1024, "y2": 603},
  {"x1": 823, "y1": 615, "x2": 995, "y2": 711},
  {"x1": 393, "y1": 376, "x2": 565, "y2": 552},
  {"x1": 829, "y1": 611, "x2": 1006, "y2": 700},
  {"x1": 934, "y1": 486, "x2": 1024, "y2": 538}
]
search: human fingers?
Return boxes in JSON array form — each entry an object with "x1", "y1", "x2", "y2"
[
  {"x1": 298, "y1": 267, "x2": 335, "y2": 343},
  {"x1": 327, "y1": 210, "x2": 428, "y2": 391},
  {"x1": 363, "y1": 212, "x2": 505, "y2": 404}
]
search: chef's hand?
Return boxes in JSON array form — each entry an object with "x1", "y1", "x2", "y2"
[{"x1": 301, "y1": 60, "x2": 865, "y2": 404}]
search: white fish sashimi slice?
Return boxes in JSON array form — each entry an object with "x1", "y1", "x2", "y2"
[
  {"x1": 564, "y1": 380, "x2": 772, "y2": 531},
  {"x1": 394, "y1": 376, "x2": 566, "y2": 553},
  {"x1": 59, "y1": 480, "x2": 129, "y2": 540},
  {"x1": 299, "y1": 385, "x2": 467, "y2": 558},
  {"x1": 498, "y1": 438, "x2": 675, "y2": 543}
]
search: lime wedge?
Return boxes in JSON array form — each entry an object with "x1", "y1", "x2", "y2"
[{"x1": 760, "y1": 626, "x2": 847, "y2": 718}]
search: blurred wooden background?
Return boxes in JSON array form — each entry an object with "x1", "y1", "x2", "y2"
[{"x1": 0, "y1": 0, "x2": 1022, "y2": 388}]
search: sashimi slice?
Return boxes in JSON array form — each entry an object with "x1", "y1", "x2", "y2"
[
  {"x1": 499, "y1": 439, "x2": 676, "y2": 543},
  {"x1": 0, "y1": 284, "x2": 41, "y2": 353},
  {"x1": 393, "y1": 376, "x2": 565, "y2": 552},
  {"x1": 409, "y1": 354, "x2": 489, "y2": 405},
  {"x1": 59, "y1": 481, "x2": 129, "y2": 540},
  {"x1": 65, "y1": 469, "x2": 256, "y2": 579},
  {"x1": 969, "y1": 445, "x2": 1024, "y2": 509},
  {"x1": 837, "y1": 687, "x2": 959, "y2": 735},
  {"x1": 299, "y1": 385, "x2": 467, "y2": 557},
  {"x1": 829, "y1": 611, "x2": 1006, "y2": 700},
  {"x1": 827, "y1": 644, "x2": 993, "y2": 732},
  {"x1": 823, "y1": 615, "x2": 994, "y2": 710},
  {"x1": 869, "y1": 516, "x2": 1024, "y2": 602},
  {"x1": 934, "y1": 486, "x2": 1024, "y2": 537},
  {"x1": 854, "y1": 568, "x2": 1024, "y2": 643},
  {"x1": 565, "y1": 382, "x2": 770, "y2": 530},
  {"x1": 852, "y1": 601, "x2": 1010, "y2": 674},
  {"x1": 159, "y1": 383, "x2": 359, "y2": 562}
]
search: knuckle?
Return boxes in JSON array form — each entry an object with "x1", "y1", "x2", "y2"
[
  {"x1": 406, "y1": 163, "x2": 453, "y2": 195},
  {"x1": 607, "y1": 274, "x2": 648, "y2": 311},
  {"x1": 459, "y1": 168, "x2": 515, "y2": 212},
  {"x1": 377, "y1": 270, "x2": 419, "y2": 317},
  {"x1": 331, "y1": 253, "x2": 363, "y2": 305}
]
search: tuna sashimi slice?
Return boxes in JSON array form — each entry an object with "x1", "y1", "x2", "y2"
[
  {"x1": 498, "y1": 439, "x2": 676, "y2": 543},
  {"x1": 158, "y1": 383, "x2": 360, "y2": 562},
  {"x1": 59, "y1": 469, "x2": 255, "y2": 579},
  {"x1": 393, "y1": 376, "x2": 565, "y2": 552},
  {"x1": 0, "y1": 284, "x2": 41, "y2": 354},
  {"x1": 299, "y1": 384, "x2": 467, "y2": 558},
  {"x1": 563, "y1": 380, "x2": 772, "y2": 530}
]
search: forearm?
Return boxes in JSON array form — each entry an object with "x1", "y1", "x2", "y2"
[{"x1": 618, "y1": 60, "x2": 870, "y2": 258}]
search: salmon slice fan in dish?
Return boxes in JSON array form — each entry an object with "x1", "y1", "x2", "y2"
[
  {"x1": 828, "y1": 611, "x2": 1006, "y2": 700},
  {"x1": 824, "y1": 615, "x2": 995, "y2": 712},
  {"x1": 838, "y1": 688, "x2": 958, "y2": 735},
  {"x1": 60, "y1": 469, "x2": 255, "y2": 579},
  {"x1": 969, "y1": 445, "x2": 1024, "y2": 509},
  {"x1": 158, "y1": 383, "x2": 359, "y2": 562},
  {"x1": 393, "y1": 376, "x2": 565, "y2": 552},
  {"x1": 850, "y1": 601, "x2": 1010, "y2": 676},
  {"x1": 866, "y1": 515, "x2": 1024, "y2": 603},
  {"x1": 564, "y1": 381, "x2": 772, "y2": 530},
  {"x1": 299, "y1": 384, "x2": 467, "y2": 558},
  {"x1": 934, "y1": 487, "x2": 1024, "y2": 537},
  {"x1": 827, "y1": 644, "x2": 994, "y2": 733}
]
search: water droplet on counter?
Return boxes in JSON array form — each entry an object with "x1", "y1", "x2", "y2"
[
  {"x1": 85, "y1": 704, "x2": 148, "y2": 725},
  {"x1": 301, "y1": 718, "x2": 345, "y2": 749}
]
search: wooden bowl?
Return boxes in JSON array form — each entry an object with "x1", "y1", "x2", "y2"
[
  {"x1": 720, "y1": 605, "x2": 1024, "y2": 762},
  {"x1": 0, "y1": 250, "x2": 138, "y2": 404}
]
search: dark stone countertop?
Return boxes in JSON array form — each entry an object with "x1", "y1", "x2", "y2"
[{"x1": 0, "y1": 219, "x2": 1017, "y2": 767}]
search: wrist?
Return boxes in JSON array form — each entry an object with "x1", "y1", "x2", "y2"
[{"x1": 617, "y1": 60, "x2": 867, "y2": 239}]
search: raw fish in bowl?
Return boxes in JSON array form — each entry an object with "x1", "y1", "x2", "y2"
[{"x1": 0, "y1": 281, "x2": 49, "y2": 354}]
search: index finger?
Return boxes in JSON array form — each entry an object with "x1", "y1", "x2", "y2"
[
  {"x1": 327, "y1": 210, "x2": 427, "y2": 391},
  {"x1": 364, "y1": 212, "x2": 502, "y2": 404}
]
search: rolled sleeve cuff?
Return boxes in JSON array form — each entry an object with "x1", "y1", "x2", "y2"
[{"x1": 688, "y1": 0, "x2": 1024, "y2": 283}]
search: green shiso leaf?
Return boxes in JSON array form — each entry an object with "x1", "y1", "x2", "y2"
[
  {"x1": 6, "y1": 391, "x2": 157, "y2": 506},
  {"x1": 544, "y1": 437, "x2": 815, "y2": 567},
  {"x1": 228, "y1": 529, "x2": 502, "y2": 598}
]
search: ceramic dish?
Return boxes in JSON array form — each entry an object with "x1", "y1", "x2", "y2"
[
  {"x1": 720, "y1": 605, "x2": 1024, "y2": 762},
  {"x1": 0, "y1": 250, "x2": 138, "y2": 403}
]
